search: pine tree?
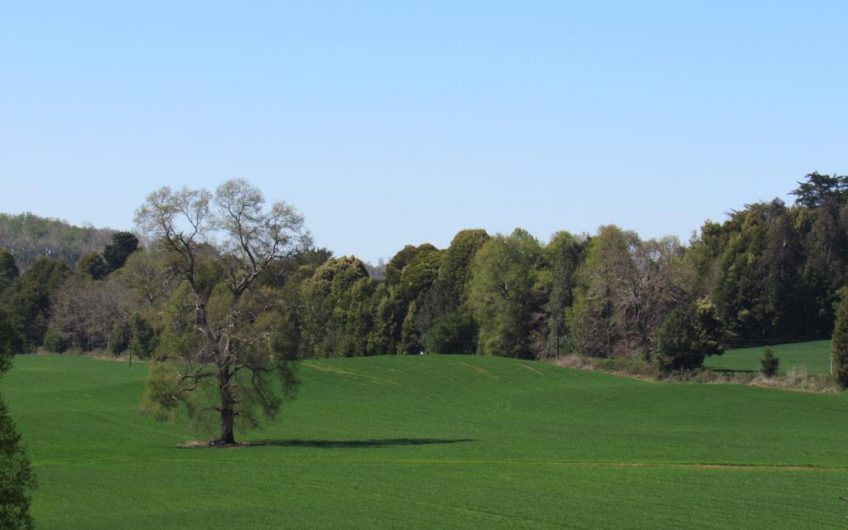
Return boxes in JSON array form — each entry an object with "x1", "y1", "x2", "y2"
[{"x1": 760, "y1": 348, "x2": 779, "y2": 378}]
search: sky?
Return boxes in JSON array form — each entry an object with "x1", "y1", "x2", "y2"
[{"x1": 0, "y1": 1, "x2": 845, "y2": 263}]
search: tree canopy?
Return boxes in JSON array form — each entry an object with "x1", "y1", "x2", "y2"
[
  {"x1": 134, "y1": 180, "x2": 311, "y2": 445},
  {"x1": 1, "y1": 171, "x2": 847, "y2": 382},
  {"x1": 0, "y1": 213, "x2": 113, "y2": 271}
]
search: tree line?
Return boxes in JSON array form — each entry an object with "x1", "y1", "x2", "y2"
[{"x1": 0, "y1": 174, "x2": 846, "y2": 374}]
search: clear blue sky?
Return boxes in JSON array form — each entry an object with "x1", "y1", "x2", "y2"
[{"x1": 1, "y1": 1, "x2": 845, "y2": 262}]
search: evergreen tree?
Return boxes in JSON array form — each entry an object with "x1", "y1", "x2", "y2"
[
  {"x1": 418, "y1": 229, "x2": 489, "y2": 354},
  {"x1": 369, "y1": 244, "x2": 440, "y2": 354},
  {"x1": 654, "y1": 299, "x2": 723, "y2": 373},
  {"x1": 128, "y1": 314, "x2": 156, "y2": 360},
  {"x1": 103, "y1": 232, "x2": 139, "y2": 272},
  {"x1": 109, "y1": 319, "x2": 131, "y2": 355},
  {"x1": 790, "y1": 172, "x2": 848, "y2": 208},
  {"x1": 0, "y1": 398, "x2": 36, "y2": 530},
  {"x1": 0, "y1": 248, "x2": 18, "y2": 294},
  {"x1": 4, "y1": 257, "x2": 69, "y2": 351},
  {"x1": 78, "y1": 252, "x2": 109, "y2": 280},
  {"x1": 831, "y1": 288, "x2": 848, "y2": 387},
  {"x1": 760, "y1": 348, "x2": 779, "y2": 377},
  {"x1": 0, "y1": 312, "x2": 36, "y2": 529},
  {"x1": 300, "y1": 257, "x2": 376, "y2": 357}
]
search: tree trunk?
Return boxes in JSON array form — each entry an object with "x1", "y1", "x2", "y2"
[{"x1": 211, "y1": 360, "x2": 236, "y2": 446}]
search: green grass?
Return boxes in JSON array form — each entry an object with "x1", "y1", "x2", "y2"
[
  {"x1": 3, "y1": 353, "x2": 848, "y2": 529},
  {"x1": 704, "y1": 340, "x2": 832, "y2": 375}
]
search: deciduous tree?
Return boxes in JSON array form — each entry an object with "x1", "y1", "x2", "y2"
[
  {"x1": 135, "y1": 180, "x2": 310, "y2": 445},
  {"x1": 47, "y1": 276, "x2": 126, "y2": 351},
  {"x1": 300, "y1": 257, "x2": 376, "y2": 357},
  {"x1": 569, "y1": 225, "x2": 639, "y2": 357},
  {"x1": 544, "y1": 231, "x2": 585, "y2": 357},
  {"x1": 468, "y1": 229, "x2": 545, "y2": 358}
]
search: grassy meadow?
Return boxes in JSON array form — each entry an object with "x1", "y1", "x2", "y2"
[
  {"x1": 3, "y1": 352, "x2": 847, "y2": 529},
  {"x1": 705, "y1": 340, "x2": 832, "y2": 375}
]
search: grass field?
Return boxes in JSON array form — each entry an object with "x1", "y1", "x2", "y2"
[
  {"x1": 3, "y1": 353, "x2": 847, "y2": 529},
  {"x1": 704, "y1": 340, "x2": 831, "y2": 375}
]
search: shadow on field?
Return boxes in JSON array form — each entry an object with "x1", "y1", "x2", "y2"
[
  {"x1": 709, "y1": 368, "x2": 757, "y2": 374},
  {"x1": 244, "y1": 437, "x2": 475, "y2": 449}
]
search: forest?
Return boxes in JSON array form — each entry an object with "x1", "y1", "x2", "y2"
[{"x1": 0, "y1": 172, "x2": 846, "y2": 377}]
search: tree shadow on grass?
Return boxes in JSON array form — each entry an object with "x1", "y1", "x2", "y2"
[
  {"x1": 244, "y1": 438, "x2": 475, "y2": 449},
  {"x1": 177, "y1": 438, "x2": 476, "y2": 449},
  {"x1": 708, "y1": 368, "x2": 758, "y2": 374},
  {"x1": 176, "y1": 437, "x2": 474, "y2": 449}
]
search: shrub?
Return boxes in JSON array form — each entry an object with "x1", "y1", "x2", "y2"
[
  {"x1": 109, "y1": 320, "x2": 131, "y2": 356},
  {"x1": 42, "y1": 330, "x2": 68, "y2": 354},
  {"x1": 760, "y1": 348, "x2": 779, "y2": 377},
  {"x1": 654, "y1": 300, "x2": 723, "y2": 374}
]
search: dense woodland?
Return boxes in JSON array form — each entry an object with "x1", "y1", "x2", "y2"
[
  {"x1": 0, "y1": 173, "x2": 847, "y2": 375},
  {"x1": 0, "y1": 213, "x2": 114, "y2": 271}
]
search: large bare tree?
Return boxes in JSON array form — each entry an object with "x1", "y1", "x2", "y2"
[{"x1": 135, "y1": 180, "x2": 310, "y2": 445}]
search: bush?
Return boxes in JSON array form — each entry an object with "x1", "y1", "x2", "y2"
[
  {"x1": 109, "y1": 320, "x2": 131, "y2": 356},
  {"x1": 594, "y1": 356, "x2": 659, "y2": 378},
  {"x1": 760, "y1": 348, "x2": 779, "y2": 377},
  {"x1": 42, "y1": 330, "x2": 68, "y2": 354},
  {"x1": 654, "y1": 300, "x2": 723, "y2": 374}
]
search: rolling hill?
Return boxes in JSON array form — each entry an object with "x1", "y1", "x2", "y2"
[{"x1": 3, "y1": 353, "x2": 847, "y2": 529}]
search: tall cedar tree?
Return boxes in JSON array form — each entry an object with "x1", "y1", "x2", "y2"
[
  {"x1": 0, "y1": 312, "x2": 36, "y2": 529},
  {"x1": 0, "y1": 248, "x2": 18, "y2": 293},
  {"x1": 5, "y1": 258, "x2": 69, "y2": 351},
  {"x1": 103, "y1": 232, "x2": 139, "y2": 272}
]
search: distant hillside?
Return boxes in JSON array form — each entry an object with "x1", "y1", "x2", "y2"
[{"x1": 0, "y1": 212, "x2": 115, "y2": 270}]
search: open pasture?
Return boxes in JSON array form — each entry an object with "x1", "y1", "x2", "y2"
[
  {"x1": 4, "y1": 353, "x2": 847, "y2": 529},
  {"x1": 704, "y1": 340, "x2": 832, "y2": 375}
]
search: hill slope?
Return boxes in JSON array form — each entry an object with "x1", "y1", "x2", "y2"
[
  {"x1": 4, "y1": 354, "x2": 847, "y2": 529},
  {"x1": 0, "y1": 212, "x2": 114, "y2": 269}
]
